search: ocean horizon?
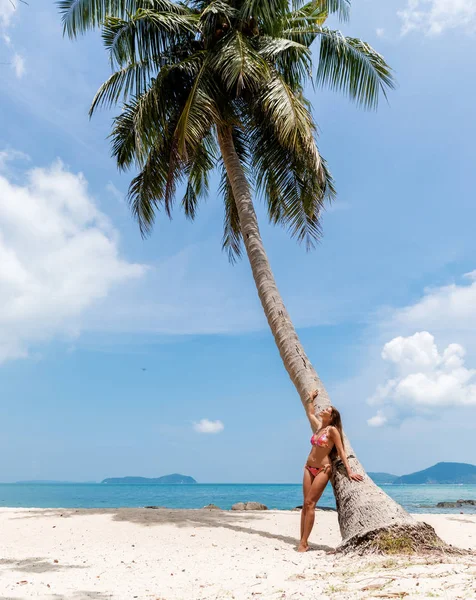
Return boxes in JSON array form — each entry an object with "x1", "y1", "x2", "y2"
[{"x1": 1, "y1": 482, "x2": 475, "y2": 513}]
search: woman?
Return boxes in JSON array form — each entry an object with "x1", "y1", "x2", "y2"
[{"x1": 298, "y1": 389, "x2": 363, "y2": 553}]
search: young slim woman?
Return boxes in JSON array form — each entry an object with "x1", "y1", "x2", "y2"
[{"x1": 298, "y1": 389, "x2": 363, "y2": 553}]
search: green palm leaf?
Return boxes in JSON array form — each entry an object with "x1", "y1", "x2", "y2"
[
  {"x1": 90, "y1": 55, "x2": 161, "y2": 113},
  {"x1": 66, "y1": 0, "x2": 392, "y2": 249},
  {"x1": 174, "y1": 60, "x2": 220, "y2": 155},
  {"x1": 221, "y1": 168, "x2": 243, "y2": 262},
  {"x1": 316, "y1": 28, "x2": 394, "y2": 108},
  {"x1": 182, "y1": 134, "x2": 217, "y2": 220},
  {"x1": 256, "y1": 72, "x2": 314, "y2": 153},
  {"x1": 210, "y1": 31, "x2": 270, "y2": 95},
  {"x1": 60, "y1": 0, "x2": 188, "y2": 37},
  {"x1": 102, "y1": 10, "x2": 196, "y2": 68}
]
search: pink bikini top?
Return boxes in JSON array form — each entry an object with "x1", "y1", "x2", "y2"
[{"x1": 311, "y1": 426, "x2": 330, "y2": 448}]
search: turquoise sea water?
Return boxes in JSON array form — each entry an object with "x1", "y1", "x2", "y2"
[{"x1": 0, "y1": 483, "x2": 475, "y2": 513}]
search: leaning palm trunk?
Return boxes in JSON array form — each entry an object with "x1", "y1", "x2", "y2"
[{"x1": 218, "y1": 126, "x2": 443, "y2": 552}]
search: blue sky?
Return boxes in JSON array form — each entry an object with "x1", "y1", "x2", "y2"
[{"x1": 1, "y1": 0, "x2": 476, "y2": 483}]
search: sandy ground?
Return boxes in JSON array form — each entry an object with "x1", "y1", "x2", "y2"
[{"x1": 0, "y1": 508, "x2": 475, "y2": 600}]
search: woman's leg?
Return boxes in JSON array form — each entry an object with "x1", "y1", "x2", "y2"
[
  {"x1": 301, "y1": 467, "x2": 313, "y2": 539},
  {"x1": 298, "y1": 469, "x2": 330, "y2": 552}
]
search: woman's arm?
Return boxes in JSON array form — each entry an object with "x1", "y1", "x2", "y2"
[
  {"x1": 329, "y1": 427, "x2": 363, "y2": 481},
  {"x1": 305, "y1": 390, "x2": 321, "y2": 433}
]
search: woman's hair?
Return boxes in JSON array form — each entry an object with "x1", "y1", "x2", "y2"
[{"x1": 329, "y1": 407, "x2": 344, "y2": 461}]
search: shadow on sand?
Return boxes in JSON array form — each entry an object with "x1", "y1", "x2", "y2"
[{"x1": 10, "y1": 507, "x2": 335, "y2": 553}]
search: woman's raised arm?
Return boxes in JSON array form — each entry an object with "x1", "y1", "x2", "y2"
[{"x1": 305, "y1": 389, "x2": 321, "y2": 433}]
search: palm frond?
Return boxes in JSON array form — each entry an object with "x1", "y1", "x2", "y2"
[
  {"x1": 175, "y1": 60, "x2": 220, "y2": 155},
  {"x1": 219, "y1": 125, "x2": 249, "y2": 262},
  {"x1": 295, "y1": 0, "x2": 351, "y2": 22},
  {"x1": 210, "y1": 31, "x2": 270, "y2": 95},
  {"x1": 127, "y1": 146, "x2": 170, "y2": 236},
  {"x1": 181, "y1": 133, "x2": 217, "y2": 220},
  {"x1": 127, "y1": 133, "x2": 184, "y2": 235},
  {"x1": 110, "y1": 86, "x2": 168, "y2": 169},
  {"x1": 282, "y1": 0, "x2": 351, "y2": 49},
  {"x1": 109, "y1": 52, "x2": 206, "y2": 167},
  {"x1": 240, "y1": 0, "x2": 289, "y2": 34},
  {"x1": 256, "y1": 139, "x2": 334, "y2": 249},
  {"x1": 110, "y1": 101, "x2": 141, "y2": 169},
  {"x1": 90, "y1": 55, "x2": 160, "y2": 114},
  {"x1": 258, "y1": 36, "x2": 310, "y2": 61},
  {"x1": 60, "y1": 0, "x2": 188, "y2": 38},
  {"x1": 200, "y1": 0, "x2": 238, "y2": 42},
  {"x1": 316, "y1": 28, "x2": 395, "y2": 108},
  {"x1": 221, "y1": 166, "x2": 243, "y2": 262},
  {"x1": 102, "y1": 10, "x2": 196, "y2": 68},
  {"x1": 257, "y1": 72, "x2": 314, "y2": 152},
  {"x1": 248, "y1": 95, "x2": 335, "y2": 249},
  {"x1": 258, "y1": 36, "x2": 311, "y2": 88}
]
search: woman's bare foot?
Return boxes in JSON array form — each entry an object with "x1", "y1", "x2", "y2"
[{"x1": 297, "y1": 543, "x2": 309, "y2": 553}]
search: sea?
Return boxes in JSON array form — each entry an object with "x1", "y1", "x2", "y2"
[{"x1": 0, "y1": 483, "x2": 475, "y2": 513}]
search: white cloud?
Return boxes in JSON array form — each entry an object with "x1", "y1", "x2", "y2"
[
  {"x1": 12, "y1": 52, "x2": 24, "y2": 78},
  {"x1": 367, "y1": 332, "x2": 476, "y2": 426},
  {"x1": 464, "y1": 270, "x2": 476, "y2": 281},
  {"x1": 399, "y1": 0, "x2": 476, "y2": 35},
  {"x1": 0, "y1": 156, "x2": 147, "y2": 363},
  {"x1": 193, "y1": 419, "x2": 224, "y2": 434},
  {"x1": 367, "y1": 410, "x2": 387, "y2": 427},
  {"x1": 0, "y1": 0, "x2": 15, "y2": 28},
  {"x1": 0, "y1": 148, "x2": 29, "y2": 171},
  {"x1": 391, "y1": 271, "x2": 476, "y2": 336},
  {"x1": 376, "y1": 28, "x2": 385, "y2": 38}
]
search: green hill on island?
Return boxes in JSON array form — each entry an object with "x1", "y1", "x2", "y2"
[
  {"x1": 101, "y1": 474, "x2": 197, "y2": 485},
  {"x1": 393, "y1": 462, "x2": 476, "y2": 484}
]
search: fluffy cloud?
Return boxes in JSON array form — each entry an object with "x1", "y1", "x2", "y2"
[
  {"x1": 1, "y1": 0, "x2": 25, "y2": 79},
  {"x1": 0, "y1": 156, "x2": 146, "y2": 363},
  {"x1": 367, "y1": 332, "x2": 476, "y2": 426},
  {"x1": 193, "y1": 419, "x2": 224, "y2": 434},
  {"x1": 399, "y1": 0, "x2": 476, "y2": 35},
  {"x1": 367, "y1": 410, "x2": 387, "y2": 427},
  {"x1": 391, "y1": 271, "x2": 476, "y2": 336},
  {"x1": 0, "y1": 0, "x2": 14, "y2": 28},
  {"x1": 12, "y1": 52, "x2": 25, "y2": 78},
  {"x1": 0, "y1": 148, "x2": 29, "y2": 170}
]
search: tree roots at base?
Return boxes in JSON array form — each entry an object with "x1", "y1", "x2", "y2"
[{"x1": 338, "y1": 522, "x2": 471, "y2": 556}]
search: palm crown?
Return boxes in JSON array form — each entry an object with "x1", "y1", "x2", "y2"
[{"x1": 60, "y1": 0, "x2": 394, "y2": 260}]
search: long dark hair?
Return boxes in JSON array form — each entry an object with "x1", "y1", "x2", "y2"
[{"x1": 329, "y1": 407, "x2": 344, "y2": 461}]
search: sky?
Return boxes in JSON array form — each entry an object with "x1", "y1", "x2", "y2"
[{"x1": 0, "y1": 0, "x2": 476, "y2": 483}]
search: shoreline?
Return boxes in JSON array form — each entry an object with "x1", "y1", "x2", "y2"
[
  {"x1": 1, "y1": 504, "x2": 475, "y2": 514},
  {"x1": 0, "y1": 508, "x2": 475, "y2": 599}
]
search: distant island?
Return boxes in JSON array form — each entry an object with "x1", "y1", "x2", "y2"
[
  {"x1": 393, "y1": 462, "x2": 476, "y2": 485},
  {"x1": 101, "y1": 473, "x2": 197, "y2": 485},
  {"x1": 368, "y1": 472, "x2": 398, "y2": 484},
  {"x1": 369, "y1": 462, "x2": 476, "y2": 485}
]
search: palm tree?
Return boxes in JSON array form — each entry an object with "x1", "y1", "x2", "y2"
[{"x1": 60, "y1": 0, "x2": 442, "y2": 552}]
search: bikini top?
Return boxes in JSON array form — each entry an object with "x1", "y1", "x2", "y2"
[{"x1": 311, "y1": 426, "x2": 330, "y2": 448}]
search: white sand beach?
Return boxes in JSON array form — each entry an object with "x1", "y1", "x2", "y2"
[{"x1": 0, "y1": 508, "x2": 475, "y2": 599}]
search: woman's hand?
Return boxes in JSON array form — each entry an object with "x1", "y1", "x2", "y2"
[
  {"x1": 308, "y1": 389, "x2": 319, "y2": 401},
  {"x1": 348, "y1": 471, "x2": 364, "y2": 482}
]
